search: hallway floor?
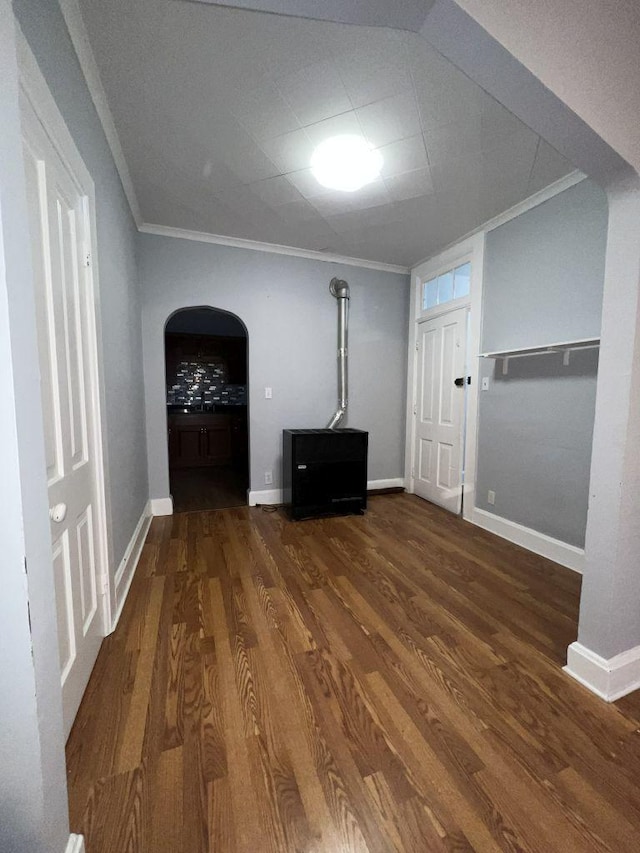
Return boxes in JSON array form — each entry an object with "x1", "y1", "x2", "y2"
[
  {"x1": 66, "y1": 494, "x2": 640, "y2": 852},
  {"x1": 170, "y1": 465, "x2": 248, "y2": 512}
]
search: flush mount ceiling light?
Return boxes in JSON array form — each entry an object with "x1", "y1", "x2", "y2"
[{"x1": 311, "y1": 135, "x2": 383, "y2": 192}]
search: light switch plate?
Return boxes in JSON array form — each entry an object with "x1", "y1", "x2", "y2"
[
  {"x1": 265, "y1": 386, "x2": 272, "y2": 399},
  {"x1": 482, "y1": 377, "x2": 490, "y2": 391}
]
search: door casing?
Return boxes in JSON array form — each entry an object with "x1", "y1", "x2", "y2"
[
  {"x1": 405, "y1": 234, "x2": 485, "y2": 520},
  {"x1": 17, "y1": 31, "x2": 113, "y2": 639}
]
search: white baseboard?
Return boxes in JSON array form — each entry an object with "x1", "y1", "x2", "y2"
[
  {"x1": 471, "y1": 507, "x2": 584, "y2": 573},
  {"x1": 564, "y1": 641, "x2": 640, "y2": 702},
  {"x1": 368, "y1": 478, "x2": 405, "y2": 490},
  {"x1": 112, "y1": 501, "x2": 152, "y2": 631},
  {"x1": 65, "y1": 834, "x2": 85, "y2": 853},
  {"x1": 150, "y1": 496, "x2": 173, "y2": 516},
  {"x1": 248, "y1": 488, "x2": 281, "y2": 506},
  {"x1": 248, "y1": 478, "x2": 405, "y2": 507}
]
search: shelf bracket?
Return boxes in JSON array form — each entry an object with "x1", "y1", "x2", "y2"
[{"x1": 502, "y1": 357, "x2": 509, "y2": 375}]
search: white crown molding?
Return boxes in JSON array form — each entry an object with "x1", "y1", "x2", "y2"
[
  {"x1": 139, "y1": 223, "x2": 410, "y2": 275},
  {"x1": 471, "y1": 507, "x2": 584, "y2": 574},
  {"x1": 564, "y1": 641, "x2": 640, "y2": 702},
  {"x1": 57, "y1": 0, "x2": 142, "y2": 226},
  {"x1": 411, "y1": 170, "x2": 586, "y2": 270}
]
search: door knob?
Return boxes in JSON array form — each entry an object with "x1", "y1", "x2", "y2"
[
  {"x1": 49, "y1": 503, "x2": 67, "y2": 523},
  {"x1": 454, "y1": 376, "x2": 471, "y2": 387}
]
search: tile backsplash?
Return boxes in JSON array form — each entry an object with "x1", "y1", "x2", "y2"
[{"x1": 167, "y1": 359, "x2": 247, "y2": 406}]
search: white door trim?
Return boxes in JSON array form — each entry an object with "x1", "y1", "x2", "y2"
[
  {"x1": 405, "y1": 233, "x2": 484, "y2": 520},
  {"x1": 16, "y1": 23, "x2": 114, "y2": 632}
]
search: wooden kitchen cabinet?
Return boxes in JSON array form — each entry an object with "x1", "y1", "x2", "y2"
[{"x1": 168, "y1": 413, "x2": 231, "y2": 468}]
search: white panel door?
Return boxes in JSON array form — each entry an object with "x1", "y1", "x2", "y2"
[
  {"x1": 413, "y1": 306, "x2": 468, "y2": 513},
  {"x1": 22, "y1": 98, "x2": 104, "y2": 739}
]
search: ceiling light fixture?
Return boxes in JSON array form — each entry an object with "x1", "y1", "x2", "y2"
[{"x1": 311, "y1": 135, "x2": 383, "y2": 192}]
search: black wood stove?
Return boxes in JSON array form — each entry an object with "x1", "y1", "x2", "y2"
[{"x1": 282, "y1": 428, "x2": 368, "y2": 521}]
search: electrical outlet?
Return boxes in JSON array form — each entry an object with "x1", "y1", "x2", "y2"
[
  {"x1": 264, "y1": 470, "x2": 273, "y2": 485},
  {"x1": 482, "y1": 377, "x2": 490, "y2": 391},
  {"x1": 265, "y1": 386, "x2": 272, "y2": 399},
  {"x1": 487, "y1": 489, "x2": 496, "y2": 505}
]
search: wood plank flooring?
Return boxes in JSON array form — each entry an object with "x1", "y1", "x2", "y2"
[
  {"x1": 169, "y1": 466, "x2": 247, "y2": 512},
  {"x1": 66, "y1": 494, "x2": 640, "y2": 852}
]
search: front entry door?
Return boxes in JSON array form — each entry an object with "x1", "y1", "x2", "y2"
[
  {"x1": 21, "y1": 93, "x2": 105, "y2": 739},
  {"x1": 413, "y1": 306, "x2": 468, "y2": 514}
]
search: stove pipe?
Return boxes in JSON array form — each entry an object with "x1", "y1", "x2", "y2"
[{"x1": 326, "y1": 277, "x2": 350, "y2": 429}]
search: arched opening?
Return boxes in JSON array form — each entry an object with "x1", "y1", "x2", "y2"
[{"x1": 164, "y1": 307, "x2": 249, "y2": 512}]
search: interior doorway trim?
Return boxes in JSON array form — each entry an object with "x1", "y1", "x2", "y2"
[
  {"x1": 16, "y1": 23, "x2": 114, "y2": 631},
  {"x1": 405, "y1": 233, "x2": 485, "y2": 521},
  {"x1": 163, "y1": 305, "x2": 250, "y2": 514}
]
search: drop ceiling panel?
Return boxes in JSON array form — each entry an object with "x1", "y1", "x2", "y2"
[
  {"x1": 79, "y1": 0, "x2": 576, "y2": 266},
  {"x1": 357, "y1": 91, "x2": 422, "y2": 149}
]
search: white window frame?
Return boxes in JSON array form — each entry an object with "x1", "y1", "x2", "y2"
[{"x1": 404, "y1": 233, "x2": 485, "y2": 521}]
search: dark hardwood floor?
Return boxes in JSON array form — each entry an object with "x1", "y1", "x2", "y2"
[
  {"x1": 169, "y1": 465, "x2": 247, "y2": 512},
  {"x1": 66, "y1": 494, "x2": 640, "y2": 852}
]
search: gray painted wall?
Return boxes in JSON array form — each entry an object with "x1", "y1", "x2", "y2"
[
  {"x1": 138, "y1": 234, "x2": 409, "y2": 500},
  {"x1": 14, "y1": 0, "x2": 149, "y2": 570},
  {"x1": 481, "y1": 180, "x2": 608, "y2": 352},
  {"x1": 476, "y1": 180, "x2": 608, "y2": 547}
]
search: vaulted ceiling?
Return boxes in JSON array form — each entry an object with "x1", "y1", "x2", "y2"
[{"x1": 78, "y1": 0, "x2": 574, "y2": 267}]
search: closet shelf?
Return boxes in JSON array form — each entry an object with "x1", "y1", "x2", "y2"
[{"x1": 479, "y1": 337, "x2": 600, "y2": 374}]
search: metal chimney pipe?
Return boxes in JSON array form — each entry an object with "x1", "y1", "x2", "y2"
[{"x1": 327, "y1": 277, "x2": 350, "y2": 429}]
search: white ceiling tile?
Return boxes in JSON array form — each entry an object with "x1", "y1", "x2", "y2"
[
  {"x1": 231, "y1": 82, "x2": 301, "y2": 140},
  {"x1": 273, "y1": 198, "x2": 322, "y2": 225},
  {"x1": 326, "y1": 203, "x2": 401, "y2": 236},
  {"x1": 527, "y1": 140, "x2": 574, "y2": 194},
  {"x1": 304, "y1": 111, "x2": 362, "y2": 147},
  {"x1": 279, "y1": 219, "x2": 338, "y2": 251},
  {"x1": 424, "y1": 114, "x2": 483, "y2": 166},
  {"x1": 285, "y1": 168, "x2": 330, "y2": 199},
  {"x1": 384, "y1": 167, "x2": 434, "y2": 202},
  {"x1": 259, "y1": 129, "x2": 315, "y2": 174},
  {"x1": 481, "y1": 98, "x2": 531, "y2": 142},
  {"x1": 277, "y1": 60, "x2": 352, "y2": 127},
  {"x1": 81, "y1": 0, "x2": 576, "y2": 268},
  {"x1": 216, "y1": 129, "x2": 281, "y2": 183},
  {"x1": 307, "y1": 180, "x2": 391, "y2": 217},
  {"x1": 379, "y1": 135, "x2": 428, "y2": 178},
  {"x1": 343, "y1": 180, "x2": 392, "y2": 212},
  {"x1": 213, "y1": 183, "x2": 271, "y2": 219},
  {"x1": 356, "y1": 91, "x2": 421, "y2": 149},
  {"x1": 305, "y1": 191, "x2": 359, "y2": 217},
  {"x1": 430, "y1": 152, "x2": 484, "y2": 193},
  {"x1": 483, "y1": 132, "x2": 539, "y2": 184},
  {"x1": 248, "y1": 175, "x2": 304, "y2": 208},
  {"x1": 334, "y1": 37, "x2": 413, "y2": 109}
]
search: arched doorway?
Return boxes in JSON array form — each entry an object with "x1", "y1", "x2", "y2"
[{"x1": 165, "y1": 307, "x2": 249, "y2": 512}]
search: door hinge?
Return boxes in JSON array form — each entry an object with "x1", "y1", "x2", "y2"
[
  {"x1": 415, "y1": 341, "x2": 419, "y2": 351},
  {"x1": 99, "y1": 573, "x2": 109, "y2": 594},
  {"x1": 85, "y1": 252, "x2": 91, "y2": 268},
  {"x1": 413, "y1": 403, "x2": 417, "y2": 415},
  {"x1": 411, "y1": 468, "x2": 415, "y2": 478}
]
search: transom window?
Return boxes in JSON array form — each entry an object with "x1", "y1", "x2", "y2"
[{"x1": 422, "y1": 261, "x2": 471, "y2": 311}]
